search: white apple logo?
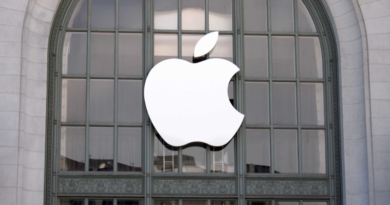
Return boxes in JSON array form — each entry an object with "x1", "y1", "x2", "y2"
[{"x1": 144, "y1": 32, "x2": 244, "y2": 147}]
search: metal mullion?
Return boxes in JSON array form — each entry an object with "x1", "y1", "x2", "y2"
[
  {"x1": 117, "y1": 76, "x2": 144, "y2": 79},
  {"x1": 153, "y1": 30, "x2": 180, "y2": 34},
  {"x1": 114, "y1": 0, "x2": 119, "y2": 173},
  {"x1": 85, "y1": 0, "x2": 92, "y2": 172},
  {"x1": 267, "y1": 0, "x2": 274, "y2": 175},
  {"x1": 147, "y1": 0, "x2": 153, "y2": 201},
  {"x1": 178, "y1": 0, "x2": 182, "y2": 59},
  {"x1": 294, "y1": 0, "x2": 302, "y2": 174},
  {"x1": 205, "y1": 0, "x2": 209, "y2": 32},
  {"x1": 117, "y1": 29, "x2": 144, "y2": 33},
  {"x1": 66, "y1": 28, "x2": 88, "y2": 32},
  {"x1": 206, "y1": 145, "x2": 210, "y2": 173},
  {"x1": 117, "y1": 124, "x2": 144, "y2": 127},
  {"x1": 61, "y1": 75, "x2": 87, "y2": 79},
  {"x1": 245, "y1": 78, "x2": 324, "y2": 82},
  {"x1": 89, "y1": 76, "x2": 116, "y2": 79},
  {"x1": 90, "y1": 29, "x2": 117, "y2": 33}
]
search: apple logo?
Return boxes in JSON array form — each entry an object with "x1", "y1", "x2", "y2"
[{"x1": 144, "y1": 31, "x2": 244, "y2": 147}]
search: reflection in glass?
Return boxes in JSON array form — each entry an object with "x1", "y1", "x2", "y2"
[
  {"x1": 119, "y1": 33, "x2": 143, "y2": 76},
  {"x1": 118, "y1": 200, "x2": 141, "y2": 205},
  {"x1": 60, "y1": 199, "x2": 84, "y2": 205},
  {"x1": 276, "y1": 202, "x2": 299, "y2": 205},
  {"x1": 273, "y1": 83, "x2": 296, "y2": 125},
  {"x1": 243, "y1": 0, "x2": 267, "y2": 32},
  {"x1": 154, "y1": 34, "x2": 178, "y2": 65},
  {"x1": 211, "y1": 201, "x2": 235, "y2": 205},
  {"x1": 118, "y1": 80, "x2": 143, "y2": 124},
  {"x1": 272, "y1": 36, "x2": 295, "y2": 78},
  {"x1": 244, "y1": 36, "x2": 268, "y2": 78},
  {"x1": 245, "y1": 82, "x2": 269, "y2": 125},
  {"x1": 246, "y1": 129, "x2": 270, "y2": 173},
  {"x1": 182, "y1": 143, "x2": 206, "y2": 173},
  {"x1": 210, "y1": 139, "x2": 235, "y2": 173},
  {"x1": 302, "y1": 130, "x2": 326, "y2": 174},
  {"x1": 154, "y1": 0, "x2": 178, "y2": 30},
  {"x1": 298, "y1": 0, "x2": 317, "y2": 32},
  {"x1": 302, "y1": 203, "x2": 327, "y2": 205},
  {"x1": 60, "y1": 127, "x2": 85, "y2": 171},
  {"x1": 183, "y1": 201, "x2": 206, "y2": 205},
  {"x1": 155, "y1": 201, "x2": 178, "y2": 205},
  {"x1": 274, "y1": 129, "x2": 298, "y2": 173},
  {"x1": 154, "y1": 132, "x2": 178, "y2": 172},
  {"x1": 91, "y1": 33, "x2": 115, "y2": 76},
  {"x1": 209, "y1": 35, "x2": 233, "y2": 62},
  {"x1": 300, "y1": 83, "x2": 324, "y2": 125},
  {"x1": 61, "y1": 79, "x2": 86, "y2": 122},
  {"x1": 299, "y1": 37, "x2": 323, "y2": 79},
  {"x1": 228, "y1": 81, "x2": 234, "y2": 105},
  {"x1": 118, "y1": 127, "x2": 142, "y2": 171},
  {"x1": 209, "y1": 0, "x2": 232, "y2": 31},
  {"x1": 182, "y1": 34, "x2": 203, "y2": 62},
  {"x1": 89, "y1": 199, "x2": 114, "y2": 205},
  {"x1": 182, "y1": 0, "x2": 205, "y2": 30},
  {"x1": 62, "y1": 32, "x2": 87, "y2": 75},
  {"x1": 90, "y1": 79, "x2": 114, "y2": 123},
  {"x1": 271, "y1": 0, "x2": 294, "y2": 32},
  {"x1": 247, "y1": 201, "x2": 271, "y2": 205},
  {"x1": 68, "y1": 0, "x2": 87, "y2": 28},
  {"x1": 119, "y1": 0, "x2": 143, "y2": 30},
  {"x1": 91, "y1": 0, "x2": 115, "y2": 29},
  {"x1": 89, "y1": 127, "x2": 114, "y2": 171}
]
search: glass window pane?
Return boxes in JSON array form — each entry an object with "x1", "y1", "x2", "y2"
[
  {"x1": 68, "y1": 0, "x2": 87, "y2": 28},
  {"x1": 118, "y1": 33, "x2": 143, "y2": 76},
  {"x1": 90, "y1": 80, "x2": 114, "y2": 123},
  {"x1": 247, "y1": 201, "x2": 271, "y2": 205},
  {"x1": 154, "y1": 34, "x2": 178, "y2": 65},
  {"x1": 274, "y1": 129, "x2": 298, "y2": 173},
  {"x1": 299, "y1": 37, "x2": 323, "y2": 79},
  {"x1": 89, "y1": 127, "x2": 114, "y2": 171},
  {"x1": 300, "y1": 83, "x2": 324, "y2": 125},
  {"x1": 60, "y1": 199, "x2": 84, "y2": 205},
  {"x1": 246, "y1": 129, "x2": 270, "y2": 173},
  {"x1": 182, "y1": 143, "x2": 206, "y2": 173},
  {"x1": 118, "y1": 200, "x2": 141, "y2": 205},
  {"x1": 302, "y1": 203, "x2": 327, "y2": 205},
  {"x1": 182, "y1": 34, "x2": 202, "y2": 62},
  {"x1": 119, "y1": 0, "x2": 143, "y2": 30},
  {"x1": 62, "y1": 32, "x2": 87, "y2": 75},
  {"x1": 60, "y1": 127, "x2": 85, "y2": 171},
  {"x1": 91, "y1": 0, "x2": 115, "y2": 29},
  {"x1": 245, "y1": 82, "x2": 269, "y2": 125},
  {"x1": 182, "y1": 0, "x2": 205, "y2": 30},
  {"x1": 272, "y1": 36, "x2": 295, "y2": 78},
  {"x1": 302, "y1": 130, "x2": 326, "y2": 174},
  {"x1": 118, "y1": 127, "x2": 142, "y2": 171},
  {"x1": 273, "y1": 82, "x2": 297, "y2": 125},
  {"x1": 229, "y1": 81, "x2": 234, "y2": 105},
  {"x1": 210, "y1": 139, "x2": 235, "y2": 173},
  {"x1": 154, "y1": 0, "x2": 178, "y2": 30},
  {"x1": 271, "y1": 0, "x2": 294, "y2": 32},
  {"x1": 209, "y1": 0, "x2": 232, "y2": 31},
  {"x1": 89, "y1": 200, "x2": 114, "y2": 205},
  {"x1": 155, "y1": 201, "x2": 178, "y2": 205},
  {"x1": 118, "y1": 80, "x2": 143, "y2": 124},
  {"x1": 244, "y1": 36, "x2": 268, "y2": 78},
  {"x1": 243, "y1": 0, "x2": 267, "y2": 32},
  {"x1": 211, "y1": 201, "x2": 235, "y2": 205},
  {"x1": 183, "y1": 201, "x2": 206, "y2": 205},
  {"x1": 61, "y1": 79, "x2": 86, "y2": 122},
  {"x1": 91, "y1": 33, "x2": 115, "y2": 76},
  {"x1": 209, "y1": 35, "x2": 233, "y2": 62},
  {"x1": 277, "y1": 203, "x2": 299, "y2": 205},
  {"x1": 298, "y1": 0, "x2": 316, "y2": 32},
  {"x1": 154, "y1": 131, "x2": 178, "y2": 172}
]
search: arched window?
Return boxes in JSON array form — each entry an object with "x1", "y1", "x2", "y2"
[{"x1": 46, "y1": 0, "x2": 341, "y2": 205}]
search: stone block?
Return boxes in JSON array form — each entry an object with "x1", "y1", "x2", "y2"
[
  {"x1": 0, "y1": 94, "x2": 20, "y2": 112},
  {"x1": 0, "y1": 42, "x2": 21, "y2": 58},
  {"x1": 0, "y1": 25, "x2": 22, "y2": 42},
  {"x1": 0, "y1": 147, "x2": 18, "y2": 165},
  {"x1": 0, "y1": 130, "x2": 18, "y2": 147},
  {"x1": 0, "y1": 112, "x2": 19, "y2": 130},
  {"x1": 0, "y1": 7, "x2": 25, "y2": 26},
  {"x1": 374, "y1": 169, "x2": 390, "y2": 191},
  {"x1": 0, "y1": 187, "x2": 17, "y2": 205},
  {"x1": 0, "y1": 57, "x2": 21, "y2": 75},
  {"x1": 371, "y1": 82, "x2": 390, "y2": 100},
  {"x1": 0, "y1": 164, "x2": 17, "y2": 186}
]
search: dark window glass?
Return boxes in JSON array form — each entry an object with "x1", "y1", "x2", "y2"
[
  {"x1": 60, "y1": 127, "x2": 85, "y2": 171},
  {"x1": 182, "y1": 143, "x2": 207, "y2": 173},
  {"x1": 60, "y1": 199, "x2": 84, "y2": 205},
  {"x1": 118, "y1": 127, "x2": 142, "y2": 171},
  {"x1": 89, "y1": 127, "x2": 114, "y2": 171}
]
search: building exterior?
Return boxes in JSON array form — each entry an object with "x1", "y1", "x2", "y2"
[{"x1": 0, "y1": 0, "x2": 390, "y2": 204}]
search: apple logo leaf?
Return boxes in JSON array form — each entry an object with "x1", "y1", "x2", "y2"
[{"x1": 194, "y1": 31, "x2": 219, "y2": 58}]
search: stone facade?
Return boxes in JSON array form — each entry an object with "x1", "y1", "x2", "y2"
[{"x1": 0, "y1": 0, "x2": 389, "y2": 204}]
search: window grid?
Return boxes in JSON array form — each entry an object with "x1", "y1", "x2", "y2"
[
  {"x1": 60, "y1": 0, "x2": 145, "y2": 172},
  {"x1": 243, "y1": 0, "x2": 327, "y2": 174}
]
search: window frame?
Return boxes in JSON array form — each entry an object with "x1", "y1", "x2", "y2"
[{"x1": 45, "y1": 0, "x2": 342, "y2": 204}]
